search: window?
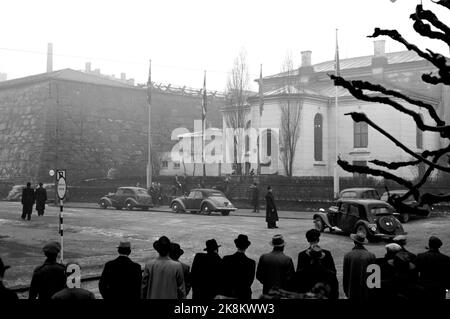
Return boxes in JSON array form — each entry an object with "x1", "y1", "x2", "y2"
[
  {"x1": 354, "y1": 120, "x2": 368, "y2": 148},
  {"x1": 211, "y1": 135, "x2": 215, "y2": 156},
  {"x1": 266, "y1": 129, "x2": 272, "y2": 156},
  {"x1": 174, "y1": 162, "x2": 180, "y2": 169},
  {"x1": 416, "y1": 114, "x2": 423, "y2": 149},
  {"x1": 349, "y1": 205, "x2": 360, "y2": 218},
  {"x1": 193, "y1": 191, "x2": 203, "y2": 199},
  {"x1": 352, "y1": 161, "x2": 367, "y2": 178},
  {"x1": 162, "y1": 161, "x2": 168, "y2": 168},
  {"x1": 314, "y1": 114, "x2": 323, "y2": 161}
]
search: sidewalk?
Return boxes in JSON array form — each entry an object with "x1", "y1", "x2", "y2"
[{"x1": 63, "y1": 202, "x2": 316, "y2": 220}]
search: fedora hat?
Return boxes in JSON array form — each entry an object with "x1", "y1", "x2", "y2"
[
  {"x1": 0, "y1": 257, "x2": 10, "y2": 272},
  {"x1": 270, "y1": 234, "x2": 285, "y2": 247},
  {"x1": 427, "y1": 236, "x2": 442, "y2": 250},
  {"x1": 169, "y1": 243, "x2": 184, "y2": 259},
  {"x1": 234, "y1": 234, "x2": 251, "y2": 249},
  {"x1": 350, "y1": 232, "x2": 367, "y2": 244},
  {"x1": 153, "y1": 236, "x2": 171, "y2": 252},
  {"x1": 117, "y1": 241, "x2": 131, "y2": 249},
  {"x1": 385, "y1": 243, "x2": 402, "y2": 253},
  {"x1": 204, "y1": 239, "x2": 221, "y2": 251}
]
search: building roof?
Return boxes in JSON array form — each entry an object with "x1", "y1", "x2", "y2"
[{"x1": 0, "y1": 68, "x2": 136, "y2": 90}]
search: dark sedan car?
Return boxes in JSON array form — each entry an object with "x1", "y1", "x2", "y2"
[
  {"x1": 313, "y1": 199, "x2": 405, "y2": 242},
  {"x1": 380, "y1": 190, "x2": 431, "y2": 223},
  {"x1": 170, "y1": 188, "x2": 236, "y2": 215},
  {"x1": 98, "y1": 187, "x2": 153, "y2": 210}
]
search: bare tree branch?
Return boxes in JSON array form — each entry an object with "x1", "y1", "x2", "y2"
[
  {"x1": 431, "y1": 0, "x2": 450, "y2": 10},
  {"x1": 369, "y1": 159, "x2": 422, "y2": 170},
  {"x1": 411, "y1": 5, "x2": 450, "y2": 44}
]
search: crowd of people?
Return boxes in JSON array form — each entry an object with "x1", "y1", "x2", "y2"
[
  {"x1": 1, "y1": 229, "x2": 449, "y2": 300},
  {"x1": 20, "y1": 182, "x2": 48, "y2": 221}
]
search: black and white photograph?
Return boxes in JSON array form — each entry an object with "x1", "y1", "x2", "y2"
[{"x1": 0, "y1": 0, "x2": 449, "y2": 315}]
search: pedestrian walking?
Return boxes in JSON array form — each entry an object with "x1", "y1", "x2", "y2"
[
  {"x1": 142, "y1": 236, "x2": 185, "y2": 299},
  {"x1": 29, "y1": 242, "x2": 66, "y2": 299},
  {"x1": 99, "y1": 241, "x2": 142, "y2": 300},
  {"x1": 0, "y1": 257, "x2": 18, "y2": 300},
  {"x1": 249, "y1": 183, "x2": 259, "y2": 213},
  {"x1": 35, "y1": 183, "x2": 47, "y2": 216},
  {"x1": 256, "y1": 234, "x2": 295, "y2": 295},
  {"x1": 169, "y1": 243, "x2": 191, "y2": 297},
  {"x1": 342, "y1": 232, "x2": 376, "y2": 301},
  {"x1": 265, "y1": 186, "x2": 278, "y2": 228},
  {"x1": 222, "y1": 234, "x2": 256, "y2": 299},
  {"x1": 21, "y1": 182, "x2": 35, "y2": 221},
  {"x1": 416, "y1": 236, "x2": 450, "y2": 300},
  {"x1": 191, "y1": 239, "x2": 224, "y2": 299}
]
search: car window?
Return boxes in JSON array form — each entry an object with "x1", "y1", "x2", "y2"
[
  {"x1": 340, "y1": 203, "x2": 349, "y2": 213},
  {"x1": 380, "y1": 193, "x2": 388, "y2": 201},
  {"x1": 348, "y1": 205, "x2": 359, "y2": 217},
  {"x1": 116, "y1": 189, "x2": 124, "y2": 195},
  {"x1": 188, "y1": 191, "x2": 196, "y2": 198},
  {"x1": 193, "y1": 191, "x2": 203, "y2": 199},
  {"x1": 369, "y1": 206, "x2": 392, "y2": 216},
  {"x1": 123, "y1": 189, "x2": 134, "y2": 195},
  {"x1": 208, "y1": 191, "x2": 225, "y2": 197},
  {"x1": 136, "y1": 189, "x2": 148, "y2": 195},
  {"x1": 341, "y1": 192, "x2": 357, "y2": 199}
]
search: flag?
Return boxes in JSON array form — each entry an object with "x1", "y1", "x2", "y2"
[
  {"x1": 335, "y1": 29, "x2": 340, "y2": 77},
  {"x1": 147, "y1": 60, "x2": 152, "y2": 105},
  {"x1": 202, "y1": 71, "x2": 207, "y2": 121},
  {"x1": 259, "y1": 64, "x2": 264, "y2": 116}
]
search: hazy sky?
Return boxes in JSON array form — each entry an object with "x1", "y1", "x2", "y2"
[{"x1": 0, "y1": 0, "x2": 449, "y2": 91}]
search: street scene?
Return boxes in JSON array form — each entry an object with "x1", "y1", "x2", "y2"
[{"x1": 1, "y1": 0, "x2": 450, "y2": 309}]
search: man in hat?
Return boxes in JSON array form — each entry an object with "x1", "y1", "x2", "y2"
[
  {"x1": 222, "y1": 234, "x2": 256, "y2": 299},
  {"x1": 265, "y1": 186, "x2": 278, "y2": 228},
  {"x1": 99, "y1": 241, "x2": 142, "y2": 299},
  {"x1": 416, "y1": 236, "x2": 450, "y2": 299},
  {"x1": 52, "y1": 263, "x2": 96, "y2": 300},
  {"x1": 342, "y1": 232, "x2": 376, "y2": 300},
  {"x1": 21, "y1": 182, "x2": 35, "y2": 221},
  {"x1": 169, "y1": 243, "x2": 191, "y2": 297},
  {"x1": 142, "y1": 236, "x2": 185, "y2": 299},
  {"x1": 29, "y1": 241, "x2": 66, "y2": 299},
  {"x1": 0, "y1": 257, "x2": 18, "y2": 300},
  {"x1": 256, "y1": 234, "x2": 295, "y2": 295},
  {"x1": 388, "y1": 252, "x2": 424, "y2": 300},
  {"x1": 393, "y1": 235, "x2": 416, "y2": 264},
  {"x1": 191, "y1": 239, "x2": 224, "y2": 299},
  {"x1": 372, "y1": 243, "x2": 403, "y2": 299},
  {"x1": 35, "y1": 182, "x2": 47, "y2": 216}
]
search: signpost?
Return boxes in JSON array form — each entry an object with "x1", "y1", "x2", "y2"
[{"x1": 56, "y1": 169, "x2": 66, "y2": 262}]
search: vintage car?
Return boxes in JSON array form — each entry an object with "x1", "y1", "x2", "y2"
[
  {"x1": 313, "y1": 199, "x2": 405, "y2": 242},
  {"x1": 170, "y1": 188, "x2": 236, "y2": 216},
  {"x1": 380, "y1": 190, "x2": 431, "y2": 223},
  {"x1": 98, "y1": 187, "x2": 153, "y2": 210},
  {"x1": 338, "y1": 188, "x2": 380, "y2": 200},
  {"x1": 5, "y1": 183, "x2": 67, "y2": 203}
]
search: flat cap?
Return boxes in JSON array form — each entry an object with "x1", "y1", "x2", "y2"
[{"x1": 43, "y1": 241, "x2": 61, "y2": 255}]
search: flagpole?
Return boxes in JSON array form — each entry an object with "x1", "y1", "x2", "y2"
[
  {"x1": 147, "y1": 59, "x2": 152, "y2": 189},
  {"x1": 333, "y1": 29, "x2": 340, "y2": 199},
  {"x1": 202, "y1": 71, "x2": 206, "y2": 178},
  {"x1": 257, "y1": 64, "x2": 263, "y2": 176}
]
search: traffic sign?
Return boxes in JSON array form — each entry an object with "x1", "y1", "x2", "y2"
[{"x1": 56, "y1": 170, "x2": 67, "y2": 200}]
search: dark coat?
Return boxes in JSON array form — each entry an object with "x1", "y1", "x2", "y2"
[
  {"x1": 191, "y1": 252, "x2": 223, "y2": 299},
  {"x1": 0, "y1": 281, "x2": 18, "y2": 300},
  {"x1": 29, "y1": 259, "x2": 66, "y2": 299},
  {"x1": 297, "y1": 247, "x2": 336, "y2": 273},
  {"x1": 21, "y1": 187, "x2": 35, "y2": 214},
  {"x1": 416, "y1": 250, "x2": 450, "y2": 299},
  {"x1": 256, "y1": 250, "x2": 295, "y2": 294},
  {"x1": 52, "y1": 287, "x2": 96, "y2": 300},
  {"x1": 265, "y1": 192, "x2": 278, "y2": 223},
  {"x1": 99, "y1": 255, "x2": 142, "y2": 300},
  {"x1": 222, "y1": 251, "x2": 256, "y2": 299},
  {"x1": 35, "y1": 187, "x2": 47, "y2": 211}
]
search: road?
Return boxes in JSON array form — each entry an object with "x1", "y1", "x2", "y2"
[{"x1": 0, "y1": 201, "x2": 449, "y2": 299}]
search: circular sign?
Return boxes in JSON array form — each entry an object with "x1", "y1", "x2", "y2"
[
  {"x1": 57, "y1": 177, "x2": 67, "y2": 200},
  {"x1": 49, "y1": 169, "x2": 55, "y2": 177}
]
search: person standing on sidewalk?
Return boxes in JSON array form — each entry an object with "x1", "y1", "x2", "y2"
[
  {"x1": 21, "y1": 182, "x2": 35, "y2": 221},
  {"x1": 249, "y1": 182, "x2": 259, "y2": 213},
  {"x1": 35, "y1": 183, "x2": 47, "y2": 216},
  {"x1": 265, "y1": 186, "x2": 278, "y2": 229}
]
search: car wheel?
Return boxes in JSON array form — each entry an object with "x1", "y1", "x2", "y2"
[
  {"x1": 171, "y1": 203, "x2": 183, "y2": 213},
  {"x1": 400, "y1": 213, "x2": 410, "y2": 223},
  {"x1": 99, "y1": 200, "x2": 108, "y2": 209},
  {"x1": 201, "y1": 204, "x2": 212, "y2": 215},
  {"x1": 314, "y1": 217, "x2": 325, "y2": 232},
  {"x1": 125, "y1": 201, "x2": 134, "y2": 211},
  {"x1": 221, "y1": 210, "x2": 230, "y2": 216}
]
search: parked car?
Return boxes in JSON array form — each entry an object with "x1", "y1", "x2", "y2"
[
  {"x1": 338, "y1": 188, "x2": 380, "y2": 200},
  {"x1": 170, "y1": 188, "x2": 236, "y2": 216},
  {"x1": 5, "y1": 183, "x2": 67, "y2": 203},
  {"x1": 380, "y1": 189, "x2": 431, "y2": 223},
  {"x1": 5, "y1": 185, "x2": 25, "y2": 201},
  {"x1": 313, "y1": 199, "x2": 405, "y2": 242},
  {"x1": 98, "y1": 187, "x2": 153, "y2": 210}
]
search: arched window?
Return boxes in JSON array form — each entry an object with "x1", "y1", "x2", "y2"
[
  {"x1": 416, "y1": 114, "x2": 423, "y2": 149},
  {"x1": 354, "y1": 117, "x2": 368, "y2": 148},
  {"x1": 314, "y1": 113, "x2": 323, "y2": 161}
]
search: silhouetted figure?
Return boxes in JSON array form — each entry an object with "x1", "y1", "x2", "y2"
[
  {"x1": 191, "y1": 239, "x2": 223, "y2": 299},
  {"x1": 29, "y1": 242, "x2": 66, "y2": 299},
  {"x1": 249, "y1": 183, "x2": 259, "y2": 213},
  {"x1": 222, "y1": 234, "x2": 256, "y2": 299},
  {"x1": 21, "y1": 182, "x2": 35, "y2": 221},
  {"x1": 265, "y1": 186, "x2": 278, "y2": 228},
  {"x1": 0, "y1": 257, "x2": 18, "y2": 300},
  {"x1": 169, "y1": 243, "x2": 191, "y2": 297},
  {"x1": 99, "y1": 242, "x2": 142, "y2": 300},
  {"x1": 142, "y1": 236, "x2": 185, "y2": 299},
  {"x1": 35, "y1": 183, "x2": 47, "y2": 216},
  {"x1": 373, "y1": 243, "x2": 402, "y2": 299},
  {"x1": 256, "y1": 234, "x2": 295, "y2": 295}
]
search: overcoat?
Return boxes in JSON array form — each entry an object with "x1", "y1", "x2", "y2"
[
  {"x1": 256, "y1": 250, "x2": 295, "y2": 294},
  {"x1": 35, "y1": 187, "x2": 47, "y2": 211},
  {"x1": 342, "y1": 246, "x2": 376, "y2": 300},
  {"x1": 21, "y1": 187, "x2": 35, "y2": 215},
  {"x1": 28, "y1": 259, "x2": 66, "y2": 299},
  {"x1": 265, "y1": 192, "x2": 278, "y2": 223},
  {"x1": 191, "y1": 252, "x2": 223, "y2": 299},
  {"x1": 416, "y1": 250, "x2": 450, "y2": 299},
  {"x1": 222, "y1": 252, "x2": 256, "y2": 299}
]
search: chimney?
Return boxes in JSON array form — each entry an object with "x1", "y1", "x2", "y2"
[
  {"x1": 120, "y1": 72, "x2": 126, "y2": 80},
  {"x1": 371, "y1": 40, "x2": 388, "y2": 76},
  {"x1": 46, "y1": 43, "x2": 53, "y2": 73},
  {"x1": 374, "y1": 40, "x2": 386, "y2": 56},
  {"x1": 301, "y1": 51, "x2": 312, "y2": 67},
  {"x1": 85, "y1": 62, "x2": 91, "y2": 73}
]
